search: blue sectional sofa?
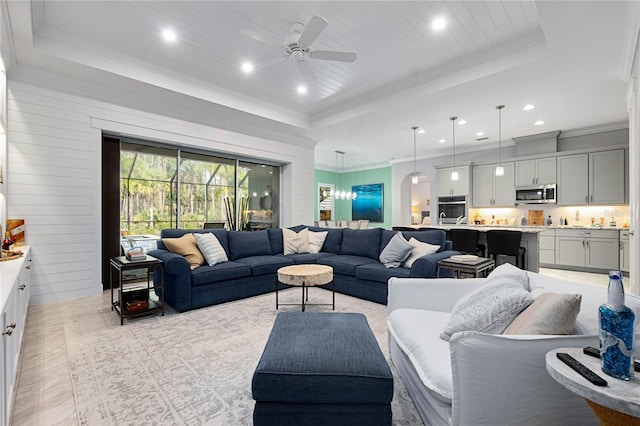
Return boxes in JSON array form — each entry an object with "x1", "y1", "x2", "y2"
[{"x1": 148, "y1": 226, "x2": 458, "y2": 312}]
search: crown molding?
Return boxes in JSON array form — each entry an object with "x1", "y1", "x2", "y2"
[{"x1": 558, "y1": 121, "x2": 629, "y2": 139}]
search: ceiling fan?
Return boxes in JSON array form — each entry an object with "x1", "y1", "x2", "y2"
[{"x1": 245, "y1": 15, "x2": 357, "y2": 82}]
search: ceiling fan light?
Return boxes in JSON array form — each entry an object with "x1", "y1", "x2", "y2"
[
  {"x1": 495, "y1": 165, "x2": 505, "y2": 176},
  {"x1": 451, "y1": 170, "x2": 459, "y2": 181}
]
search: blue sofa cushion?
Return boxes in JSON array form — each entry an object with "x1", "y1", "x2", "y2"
[
  {"x1": 159, "y1": 228, "x2": 230, "y2": 256},
  {"x1": 228, "y1": 230, "x2": 272, "y2": 260},
  {"x1": 286, "y1": 252, "x2": 334, "y2": 264},
  {"x1": 252, "y1": 312, "x2": 393, "y2": 404},
  {"x1": 355, "y1": 263, "x2": 411, "y2": 283},
  {"x1": 236, "y1": 255, "x2": 295, "y2": 276},
  {"x1": 267, "y1": 229, "x2": 283, "y2": 254},
  {"x1": 318, "y1": 254, "x2": 379, "y2": 276},
  {"x1": 191, "y1": 261, "x2": 251, "y2": 286},
  {"x1": 341, "y1": 228, "x2": 381, "y2": 259}
]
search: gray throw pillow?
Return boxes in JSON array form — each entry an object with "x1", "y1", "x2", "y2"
[
  {"x1": 379, "y1": 232, "x2": 413, "y2": 268},
  {"x1": 440, "y1": 263, "x2": 533, "y2": 341}
]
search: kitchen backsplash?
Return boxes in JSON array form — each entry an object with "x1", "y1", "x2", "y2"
[{"x1": 469, "y1": 205, "x2": 630, "y2": 228}]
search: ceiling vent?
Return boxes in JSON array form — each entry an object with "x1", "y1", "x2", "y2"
[{"x1": 512, "y1": 130, "x2": 560, "y2": 157}]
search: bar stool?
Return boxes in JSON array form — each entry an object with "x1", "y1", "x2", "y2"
[
  {"x1": 449, "y1": 229, "x2": 486, "y2": 257},
  {"x1": 486, "y1": 230, "x2": 526, "y2": 269}
]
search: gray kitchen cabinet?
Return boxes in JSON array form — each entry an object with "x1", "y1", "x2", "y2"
[
  {"x1": 515, "y1": 157, "x2": 557, "y2": 186},
  {"x1": 472, "y1": 162, "x2": 514, "y2": 207},
  {"x1": 555, "y1": 229, "x2": 619, "y2": 271},
  {"x1": 437, "y1": 166, "x2": 469, "y2": 196},
  {"x1": 557, "y1": 149, "x2": 625, "y2": 205},
  {"x1": 620, "y1": 230, "x2": 630, "y2": 273},
  {"x1": 590, "y1": 149, "x2": 625, "y2": 204},
  {"x1": 539, "y1": 228, "x2": 556, "y2": 265}
]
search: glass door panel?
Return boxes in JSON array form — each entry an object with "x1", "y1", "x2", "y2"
[
  {"x1": 120, "y1": 143, "x2": 177, "y2": 238},
  {"x1": 178, "y1": 152, "x2": 236, "y2": 230},
  {"x1": 239, "y1": 161, "x2": 280, "y2": 230}
]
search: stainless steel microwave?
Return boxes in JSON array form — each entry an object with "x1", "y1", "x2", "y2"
[{"x1": 515, "y1": 184, "x2": 556, "y2": 205}]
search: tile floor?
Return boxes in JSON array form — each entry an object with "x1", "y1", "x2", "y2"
[{"x1": 9, "y1": 268, "x2": 613, "y2": 425}]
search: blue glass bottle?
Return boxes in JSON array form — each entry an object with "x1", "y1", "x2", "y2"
[{"x1": 599, "y1": 271, "x2": 635, "y2": 381}]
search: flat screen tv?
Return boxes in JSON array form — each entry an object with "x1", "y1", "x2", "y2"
[{"x1": 351, "y1": 183, "x2": 383, "y2": 223}]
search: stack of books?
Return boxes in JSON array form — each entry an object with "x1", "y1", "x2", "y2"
[{"x1": 126, "y1": 246, "x2": 146, "y2": 261}]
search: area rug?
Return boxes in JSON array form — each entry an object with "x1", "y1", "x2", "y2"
[{"x1": 67, "y1": 288, "x2": 422, "y2": 425}]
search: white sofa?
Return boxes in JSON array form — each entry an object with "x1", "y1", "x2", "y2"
[{"x1": 387, "y1": 271, "x2": 640, "y2": 426}]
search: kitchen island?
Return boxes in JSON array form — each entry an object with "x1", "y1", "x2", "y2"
[{"x1": 407, "y1": 224, "x2": 544, "y2": 272}]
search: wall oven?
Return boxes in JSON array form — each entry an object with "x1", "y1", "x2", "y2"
[
  {"x1": 437, "y1": 196, "x2": 468, "y2": 224},
  {"x1": 515, "y1": 184, "x2": 556, "y2": 205}
]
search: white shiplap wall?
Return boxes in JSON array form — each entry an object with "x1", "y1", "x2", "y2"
[{"x1": 7, "y1": 81, "x2": 314, "y2": 304}]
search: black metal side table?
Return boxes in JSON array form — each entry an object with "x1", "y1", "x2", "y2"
[{"x1": 110, "y1": 255, "x2": 164, "y2": 325}]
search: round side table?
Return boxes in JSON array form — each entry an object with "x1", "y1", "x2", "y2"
[
  {"x1": 546, "y1": 347, "x2": 640, "y2": 425},
  {"x1": 276, "y1": 264, "x2": 334, "y2": 311}
]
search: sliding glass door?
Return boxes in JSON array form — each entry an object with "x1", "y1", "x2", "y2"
[{"x1": 119, "y1": 140, "x2": 281, "y2": 235}]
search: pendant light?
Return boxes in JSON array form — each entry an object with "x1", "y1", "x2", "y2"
[
  {"x1": 332, "y1": 150, "x2": 356, "y2": 200},
  {"x1": 411, "y1": 126, "x2": 419, "y2": 184},
  {"x1": 450, "y1": 116, "x2": 459, "y2": 181},
  {"x1": 495, "y1": 105, "x2": 505, "y2": 176}
]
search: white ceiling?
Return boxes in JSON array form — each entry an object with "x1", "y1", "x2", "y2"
[{"x1": 4, "y1": 1, "x2": 636, "y2": 171}]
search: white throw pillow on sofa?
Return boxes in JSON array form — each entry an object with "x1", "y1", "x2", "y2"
[
  {"x1": 283, "y1": 228, "x2": 310, "y2": 255},
  {"x1": 308, "y1": 230, "x2": 328, "y2": 254},
  {"x1": 194, "y1": 232, "x2": 228, "y2": 266},
  {"x1": 403, "y1": 237, "x2": 440, "y2": 268},
  {"x1": 440, "y1": 263, "x2": 533, "y2": 341}
]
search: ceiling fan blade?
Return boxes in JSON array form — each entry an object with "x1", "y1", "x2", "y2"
[
  {"x1": 297, "y1": 59, "x2": 316, "y2": 82},
  {"x1": 309, "y1": 50, "x2": 357, "y2": 62},
  {"x1": 256, "y1": 55, "x2": 288, "y2": 70},
  {"x1": 297, "y1": 15, "x2": 328, "y2": 47},
  {"x1": 240, "y1": 28, "x2": 281, "y2": 47}
]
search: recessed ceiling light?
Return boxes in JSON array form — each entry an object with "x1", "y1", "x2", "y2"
[
  {"x1": 162, "y1": 28, "x2": 177, "y2": 43},
  {"x1": 523, "y1": 104, "x2": 535, "y2": 111},
  {"x1": 534, "y1": 120, "x2": 545, "y2": 126},
  {"x1": 418, "y1": 129, "x2": 426, "y2": 134},
  {"x1": 438, "y1": 139, "x2": 446, "y2": 143},
  {"x1": 297, "y1": 85, "x2": 307, "y2": 94},
  {"x1": 432, "y1": 17, "x2": 447, "y2": 32},
  {"x1": 476, "y1": 131, "x2": 484, "y2": 136},
  {"x1": 241, "y1": 62, "x2": 254, "y2": 73},
  {"x1": 457, "y1": 119, "x2": 467, "y2": 125}
]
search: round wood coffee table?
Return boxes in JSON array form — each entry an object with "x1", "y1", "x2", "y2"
[{"x1": 276, "y1": 264, "x2": 334, "y2": 311}]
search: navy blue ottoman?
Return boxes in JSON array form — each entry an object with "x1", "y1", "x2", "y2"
[{"x1": 252, "y1": 312, "x2": 393, "y2": 426}]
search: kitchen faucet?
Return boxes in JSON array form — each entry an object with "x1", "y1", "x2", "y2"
[
  {"x1": 439, "y1": 212, "x2": 446, "y2": 225},
  {"x1": 456, "y1": 215, "x2": 466, "y2": 225}
]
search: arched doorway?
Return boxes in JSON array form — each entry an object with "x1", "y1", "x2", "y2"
[{"x1": 411, "y1": 175, "x2": 430, "y2": 225}]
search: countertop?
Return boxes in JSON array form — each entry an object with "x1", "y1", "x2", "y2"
[
  {"x1": 415, "y1": 224, "x2": 627, "y2": 233},
  {"x1": 1, "y1": 246, "x2": 30, "y2": 312}
]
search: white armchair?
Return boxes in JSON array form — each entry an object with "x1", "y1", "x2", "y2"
[{"x1": 387, "y1": 273, "x2": 638, "y2": 425}]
